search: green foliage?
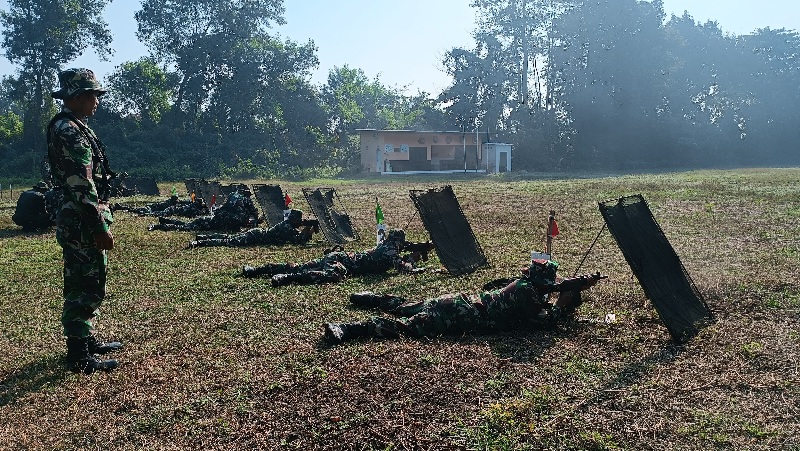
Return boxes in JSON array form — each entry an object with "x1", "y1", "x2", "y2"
[
  {"x1": 0, "y1": 0, "x2": 114, "y2": 167},
  {"x1": 104, "y1": 58, "x2": 176, "y2": 123},
  {"x1": 0, "y1": 111, "x2": 22, "y2": 140}
]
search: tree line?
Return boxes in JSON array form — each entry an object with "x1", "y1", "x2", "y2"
[{"x1": 0, "y1": 0, "x2": 798, "y2": 182}]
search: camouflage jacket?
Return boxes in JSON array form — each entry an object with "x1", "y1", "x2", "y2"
[
  {"x1": 264, "y1": 220, "x2": 312, "y2": 245},
  {"x1": 46, "y1": 107, "x2": 113, "y2": 234},
  {"x1": 477, "y1": 278, "x2": 550, "y2": 330},
  {"x1": 336, "y1": 240, "x2": 415, "y2": 275},
  {"x1": 213, "y1": 192, "x2": 259, "y2": 226}
]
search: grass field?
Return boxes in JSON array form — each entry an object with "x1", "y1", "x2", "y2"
[{"x1": 1, "y1": 169, "x2": 798, "y2": 450}]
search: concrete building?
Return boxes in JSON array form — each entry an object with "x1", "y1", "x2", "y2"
[{"x1": 358, "y1": 129, "x2": 512, "y2": 174}]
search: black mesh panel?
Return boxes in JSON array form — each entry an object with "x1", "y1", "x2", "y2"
[
  {"x1": 599, "y1": 194, "x2": 714, "y2": 343},
  {"x1": 409, "y1": 185, "x2": 488, "y2": 275},
  {"x1": 302, "y1": 187, "x2": 358, "y2": 245},
  {"x1": 252, "y1": 184, "x2": 286, "y2": 227}
]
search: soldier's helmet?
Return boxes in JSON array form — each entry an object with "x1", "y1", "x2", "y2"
[
  {"x1": 385, "y1": 229, "x2": 406, "y2": 243},
  {"x1": 524, "y1": 258, "x2": 559, "y2": 285},
  {"x1": 51, "y1": 68, "x2": 107, "y2": 100}
]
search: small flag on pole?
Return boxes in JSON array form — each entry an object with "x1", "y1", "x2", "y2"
[
  {"x1": 210, "y1": 194, "x2": 216, "y2": 209},
  {"x1": 375, "y1": 198, "x2": 384, "y2": 225},
  {"x1": 376, "y1": 198, "x2": 386, "y2": 244},
  {"x1": 284, "y1": 193, "x2": 292, "y2": 208},
  {"x1": 546, "y1": 210, "x2": 558, "y2": 256},
  {"x1": 171, "y1": 186, "x2": 177, "y2": 196},
  {"x1": 549, "y1": 218, "x2": 559, "y2": 237}
]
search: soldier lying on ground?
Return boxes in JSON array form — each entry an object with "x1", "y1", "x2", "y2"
[
  {"x1": 188, "y1": 209, "x2": 318, "y2": 248},
  {"x1": 113, "y1": 195, "x2": 208, "y2": 218},
  {"x1": 242, "y1": 229, "x2": 428, "y2": 287},
  {"x1": 147, "y1": 191, "x2": 259, "y2": 232},
  {"x1": 323, "y1": 258, "x2": 606, "y2": 344}
]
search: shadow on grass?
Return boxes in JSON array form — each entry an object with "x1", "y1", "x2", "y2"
[
  {"x1": 0, "y1": 227, "x2": 53, "y2": 239},
  {"x1": 0, "y1": 354, "x2": 68, "y2": 407}
]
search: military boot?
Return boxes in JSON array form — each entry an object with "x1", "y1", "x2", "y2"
[
  {"x1": 349, "y1": 291, "x2": 406, "y2": 311},
  {"x1": 87, "y1": 335, "x2": 123, "y2": 355},
  {"x1": 323, "y1": 322, "x2": 371, "y2": 344},
  {"x1": 242, "y1": 263, "x2": 290, "y2": 278},
  {"x1": 196, "y1": 233, "x2": 226, "y2": 241},
  {"x1": 66, "y1": 337, "x2": 119, "y2": 374},
  {"x1": 271, "y1": 273, "x2": 310, "y2": 287},
  {"x1": 189, "y1": 238, "x2": 229, "y2": 248}
]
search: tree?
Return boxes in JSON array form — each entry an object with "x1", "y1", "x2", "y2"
[
  {"x1": 135, "y1": 0, "x2": 286, "y2": 126},
  {"x1": 0, "y1": 0, "x2": 112, "y2": 175},
  {"x1": 548, "y1": 0, "x2": 676, "y2": 169},
  {"x1": 104, "y1": 58, "x2": 177, "y2": 124}
]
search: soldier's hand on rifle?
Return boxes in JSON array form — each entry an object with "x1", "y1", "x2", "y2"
[{"x1": 94, "y1": 231, "x2": 114, "y2": 250}]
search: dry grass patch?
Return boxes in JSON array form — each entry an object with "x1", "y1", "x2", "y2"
[{"x1": 1, "y1": 169, "x2": 799, "y2": 450}]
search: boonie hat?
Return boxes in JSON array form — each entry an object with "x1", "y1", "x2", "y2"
[{"x1": 51, "y1": 68, "x2": 107, "y2": 100}]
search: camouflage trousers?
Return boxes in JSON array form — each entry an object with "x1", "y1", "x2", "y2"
[
  {"x1": 56, "y1": 217, "x2": 108, "y2": 338},
  {"x1": 280, "y1": 260, "x2": 348, "y2": 284},
  {"x1": 267, "y1": 253, "x2": 351, "y2": 284},
  {"x1": 367, "y1": 293, "x2": 485, "y2": 338},
  {"x1": 151, "y1": 216, "x2": 243, "y2": 232},
  {"x1": 227, "y1": 228, "x2": 279, "y2": 246}
]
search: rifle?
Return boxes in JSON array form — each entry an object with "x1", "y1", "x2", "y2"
[
  {"x1": 547, "y1": 272, "x2": 607, "y2": 294},
  {"x1": 402, "y1": 241, "x2": 435, "y2": 262},
  {"x1": 301, "y1": 219, "x2": 320, "y2": 233}
]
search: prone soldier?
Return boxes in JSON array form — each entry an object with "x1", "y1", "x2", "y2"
[
  {"x1": 242, "y1": 229, "x2": 428, "y2": 286},
  {"x1": 114, "y1": 195, "x2": 208, "y2": 217},
  {"x1": 188, "y1": 209, "x2": 318, "y2": 248},
  {"x1": 147, "y1": 190, "x2": 259, "y2": 232},
  {"x1": 324, "y1": 259, "x2": 606, "y2": 344}
]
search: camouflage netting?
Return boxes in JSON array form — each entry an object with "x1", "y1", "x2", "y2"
[
  {"x1": 302, "y1": 187, "x2": 358, "y2": 245},
  {"x1": 252, "y1": 184, "x2": 286, "y2": 227},
  {"x1": 124, "y1": 177, "x2": 160, "y2": 196},
  {"x1": 184, "y1": 178, "x2": 201, "y2": 197},
  {"x1": 598, "y1": 194, "x2": 715, "y2": 343},
  {"x1": 219, "y1": 183, "x2": 249, "y2": 196},
  {"x1": 409, "y1": 185, "x2": 488, "y2": 275}
]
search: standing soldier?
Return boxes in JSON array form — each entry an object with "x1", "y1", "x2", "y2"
[{"x1": 47, "y1": 68, "x2": 121, "y2": 374}]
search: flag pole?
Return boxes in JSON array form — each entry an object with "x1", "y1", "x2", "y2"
[{"x1": 546, "y1": 210, "x2": 557, "y2": 256}]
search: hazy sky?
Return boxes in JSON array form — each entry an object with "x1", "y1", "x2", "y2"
[{"x1": 0, "y1": 0, "x2": 798, "y2": 94}]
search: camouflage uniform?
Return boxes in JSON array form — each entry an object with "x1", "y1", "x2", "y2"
[
  {"x1": 190, "y1": 209, "x2": 313, "y2": 247},
  {"x1": 148, "y1": 191, "x2": 258, "y2": 232},
  {"x1": 243, "y1": 229, "x2": 419, "y2": 285},
  {"x1": 155, "y1": 198, "x2": 208, "y2": 218},
  {"x1": 115, "y1": 195, "x2": 208, "y2": 217},
  {"x1": 48, "y1": 68, "x2": 120, "y2": 373},
  {"x1": 47, "y1": 70, "x2": 116, "y2": 338},
  {"x1": 324, "y1": 260, "x2": 599, "y2": 343},
  {"x1": 114, "y1": 195, "x2": 179, "y2": 214}
]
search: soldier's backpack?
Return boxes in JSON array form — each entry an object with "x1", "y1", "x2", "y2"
[{"x1": 12, "y1": 187, "x2": 53, "y2": 230}]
